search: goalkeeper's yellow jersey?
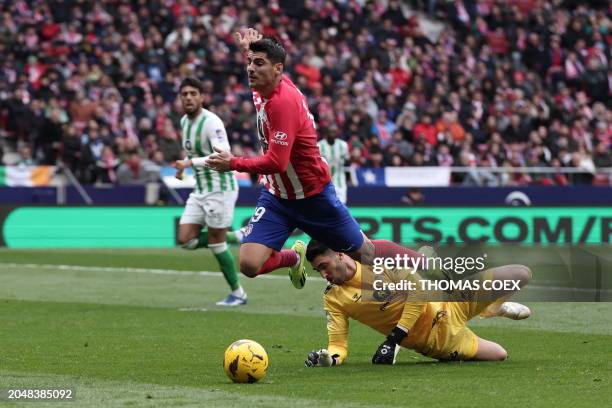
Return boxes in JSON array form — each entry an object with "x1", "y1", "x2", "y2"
[{"x1": 323, "y1": 262, "x2": 480, "y2": 363}]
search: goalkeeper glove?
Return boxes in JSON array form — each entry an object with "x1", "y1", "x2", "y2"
[
  {"x1": 305, "y1": 349, "x2": 338, "y2": 367},
  {"x1": 372, "y1": 327, "x2": 407, "y2": 365}
]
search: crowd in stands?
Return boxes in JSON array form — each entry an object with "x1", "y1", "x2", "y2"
[{"x1": 0, "y1": 0, "x2": 610, "y2": 186}]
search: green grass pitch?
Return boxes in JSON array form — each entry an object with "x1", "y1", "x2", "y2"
[{"x1": 0, "y1": 248, "x2": 611, "y2": 407}]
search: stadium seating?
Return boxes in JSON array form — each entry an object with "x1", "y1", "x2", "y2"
[{"x1": 0, "y1": 0, "x2": 609, "y2": 187}]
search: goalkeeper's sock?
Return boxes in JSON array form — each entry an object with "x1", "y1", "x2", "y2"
[
  {"x1": 496, "y1": 302, "x2": 531, "y2": 320},
  {"x1": 480, "y1": 300, "x2": 530, "y2": 320},
  {"x1": 209, "y1": 242, "x2": 241, "y2": 291},
  {"x1": 479, "y1": 296, "x2": 509, "y2": 318},
  {"x1": 256, "y1": 250, "x2": 298, "y2": 276}
]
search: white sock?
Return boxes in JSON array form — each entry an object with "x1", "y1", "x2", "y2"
[
  {"x1": 234, "y1": 229, "x2": 244, "y2": 242},
  {"x1": 479, "y1": 299, "x2": 505, "y2": 318},
  {"x1": 208, "y1": 242, "x2": 228, "y2": 254},
  {"x1": 232, "y1": 286, "x2": 246, "y2": 298}
]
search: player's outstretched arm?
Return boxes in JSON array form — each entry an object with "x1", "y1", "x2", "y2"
[
  {"x1": 207, "y1": 145, "x2": 288, "y2": 174},
  {"x1": 224, "y1": 99, "x2": 298, "y2": 174},
  {"x1": 314, "y1": 304, "x2": 349, "y2": 366}
]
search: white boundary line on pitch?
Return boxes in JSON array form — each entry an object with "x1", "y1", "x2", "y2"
[{"x1": 0, "y1": 262, "x2": 325, "y2": 281}]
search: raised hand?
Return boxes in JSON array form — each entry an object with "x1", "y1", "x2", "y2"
[{"x1": 234, "y1": 27, "x2": 263, "y2": 54}]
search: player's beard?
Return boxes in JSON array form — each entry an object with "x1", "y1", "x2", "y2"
[
  {"x1": 332, "y1": 263, "x2": 347, "y2": 285},
  {"x1": 248, "y1": 76, "x2": 259, "y2": 90},
  {"x1": 183, "y1": 104, "x2": 198, "y2": 116}
]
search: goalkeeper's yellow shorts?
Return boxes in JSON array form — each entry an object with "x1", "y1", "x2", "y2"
[
  {"x1": 402, "y1": 269, "x2": 506, "y2": 361},
  {"x1": 405, "y1": 300, "x2": 493, "y2": 361}
]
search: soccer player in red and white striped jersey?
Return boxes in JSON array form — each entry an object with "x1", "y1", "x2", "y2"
[
  {"x1": 207, "y1": 28, "x2": 425, "y2": 295},
  {"x1": 243, "y1": 74, "x2": 330, "y2": 199}
]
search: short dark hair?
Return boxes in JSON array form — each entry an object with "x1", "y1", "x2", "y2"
[
  {"x1": 306, "y1": 239, "x2": 333, "y2": 263},
  {"x1": 179, "y1": 77, "x2": 204, "y2": 93},
  {"x1": 249, "y1": 37, "x2": 286, "y2": 65}
]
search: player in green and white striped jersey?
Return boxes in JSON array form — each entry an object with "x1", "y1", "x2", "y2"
[
  {"x1": 317, "y1": 125, "x2": 350, "y2": 204},
  {"x1": 172, "y1": 78, "x2": 246, "y2": 306}
]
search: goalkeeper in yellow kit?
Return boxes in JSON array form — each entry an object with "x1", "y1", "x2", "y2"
[{"x1": 304, "y1": 240, "x2": 532, "y2": 366}]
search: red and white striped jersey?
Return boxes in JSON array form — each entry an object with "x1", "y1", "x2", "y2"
[{"x1": 230, "y1": 76, "x2": 331, "y2": 199}]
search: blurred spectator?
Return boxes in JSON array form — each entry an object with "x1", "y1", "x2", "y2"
[
  {"x1": 17, "y1": 144, "x2": 35, "y2": 165},
  {"x1": 117, "y1": 152, "x2": 160, "y2": 185},
  {"x1": 158, "y1": 126, "x2": 182, "y2": 163},
  {"x1": 569, "y1": 148, "x2": 595, "y2": 185},
  {"x1": 436, "y1": 111, "x2": 466, "y2": 144},
  {"x1": 371, "y1": 110, "x2": 396, "y2": 146},
  {"x1": 81, "y1": 122, "x2": 105, "y2": 182},
  {"x1": 436, "y1": 144, "x2": 454, "y2": 167},
  {"x1": 593, "y1": 142, "x2": 612, "y2": 168},
  {"x1": 413, "y1": 114, "x2": 438, "y2": 146},
  {"x1": 36, "y1": 109, "x2": 63, "y2": 165},
  {"x1": 401, "y1": 188, "x2": 425, "y2": 205},
  {"x1": 69, "y1": 91, "x2": 97, "y2": 131},
  {"x1": 61, "y1": 125, "x2": 82, "y2": 177},
  {"x1": 94, "y1": 146, "x2": 120, "y2": 185},
  {"x1": 150, "y1": 150, "x2": 166, "y2": 167}
]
